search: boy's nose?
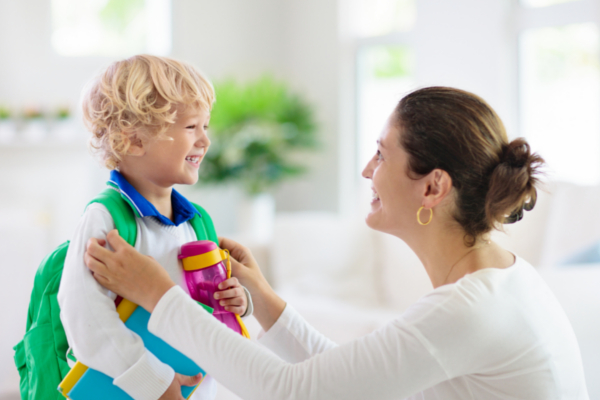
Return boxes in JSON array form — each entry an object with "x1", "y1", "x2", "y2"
[{"x1": 196, "y1": 132, "x2": 210, "y2": 148}]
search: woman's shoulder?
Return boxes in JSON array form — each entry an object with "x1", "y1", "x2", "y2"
[{"x1": 400, "y1": 257, "x2": 551, "y2": 329}]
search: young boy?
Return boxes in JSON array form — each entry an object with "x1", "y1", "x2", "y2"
[{"x1": 57, "y1": 55, "x2": 252, "y2": 400}]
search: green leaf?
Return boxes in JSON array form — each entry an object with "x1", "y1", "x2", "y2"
[{"x1": 198, "y1": 75, "x2": 319, "y2": 194}]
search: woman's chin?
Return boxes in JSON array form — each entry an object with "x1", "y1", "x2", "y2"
[{"x1": 365, "y1": 208, "x2": 382, "y2": 231}]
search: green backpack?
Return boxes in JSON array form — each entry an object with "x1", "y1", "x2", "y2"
[{"x1": 13, "y1": 187, "x2": 218, "y2": 400}]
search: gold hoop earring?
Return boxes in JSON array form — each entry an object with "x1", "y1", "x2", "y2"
[{"x1": 417, "y1": 206, "x2": 433, "y2": 226}]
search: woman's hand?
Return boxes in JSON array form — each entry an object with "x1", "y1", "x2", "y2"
[
  {"x1": 218, "y1": 237, "x2": 286, "y2": 331},
  {"x1": 159, "y1": 373, "x2": 203, "y2": 400},
  {"x1": 85, "y1": 229, "x2": 176, "y2": 312}
]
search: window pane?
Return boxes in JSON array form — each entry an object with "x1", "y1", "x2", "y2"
[
  {"x1": 520, "y1": 23, "x2": 600, "y2": 185},
  {"x1": 51, "y1": 0, "x2": 171, "y2": 57},
  {"x1": 350, "y1": 0, "x2": 416, "y2": 37},
  {"x1": 521, "y1": 0, "x2": 580, "y2": 8},
  {"x1": 357, "y1": 45, "x2": 416, "y2": 173}
]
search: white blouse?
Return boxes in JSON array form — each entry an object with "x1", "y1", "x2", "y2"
[{"x1": 148, "y1": 257, "x2": 589, "y2": 400}]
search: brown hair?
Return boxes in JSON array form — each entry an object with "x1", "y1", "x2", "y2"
[
  {"x1": 394, "y1": 87, "x2": 543, "y2": 245},
  {"x1": 82, "y1": 54, "x2": 215, "y2": 169}
]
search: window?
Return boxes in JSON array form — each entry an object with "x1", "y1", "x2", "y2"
[
  {"x1": 51, "y1": 0, "x2": 171, "y2": 57},
  {"x1": 517, "y1": 0, "x2": 600, "y2": 185},
  {"x1": 357, "y1": 45, "x2": 416, "y2": 170},
  {"x1": 350, "y1": 0, "x2": 416, "y2": 37},
  {"x1": 520, "y1": 23, "x2": 600, "y2": 184},
  {"x1": 521, "y1": 0, "x2": 580, "y2": 8},
  {"x1": 353, "y1": 0, "x2": 417, "y2": 177}
]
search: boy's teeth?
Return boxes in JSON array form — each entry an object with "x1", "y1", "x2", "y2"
[{"x1": 186, "y1": 156, "x2": 199, "y2": 162}]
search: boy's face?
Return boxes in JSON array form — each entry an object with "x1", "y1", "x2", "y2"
[{"x1": 134, "y1": 106, "x2": 211, "y2": 188}]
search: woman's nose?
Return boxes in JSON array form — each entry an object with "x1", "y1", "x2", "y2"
[{"x1": 362, "y1": 158, "x2": 373, "y2": 179}]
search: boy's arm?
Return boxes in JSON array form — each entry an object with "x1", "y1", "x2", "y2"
[{"x1": 58, "y1": 203, "x2": 174, "y2": 400}]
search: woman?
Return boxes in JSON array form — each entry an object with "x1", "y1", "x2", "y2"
[{"x1": 85, "y1": 87, "x2": 589, "y2": 399}]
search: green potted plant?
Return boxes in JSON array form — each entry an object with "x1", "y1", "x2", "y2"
[
  {"x1": 51, "y1": 105, "x2": 76, "y2": 141},
  {"x1": 198, "y1": 75, "x2": 318, "y2": 194},
  {"x1": 22, "y1": 106, "x2": 46, "y2": 142},
  {"x1": 0, "y1": 105, "x2": 15, "y2": 143},
  {"x1": 197, "y1": 75, "x2": 319, "y2": 241}
]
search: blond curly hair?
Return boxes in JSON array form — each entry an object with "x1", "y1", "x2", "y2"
[{"x1": 82, "y1": 55, "x2": 215, "y2": 169}]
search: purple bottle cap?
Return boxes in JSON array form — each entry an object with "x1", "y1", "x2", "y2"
[{"x1": 178, "y1": 240, "x2": 218, "y2": 259}]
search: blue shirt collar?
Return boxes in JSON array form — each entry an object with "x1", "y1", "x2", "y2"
[{"x1": 108, "y1": 170, "x2": 201, "y2": 227}]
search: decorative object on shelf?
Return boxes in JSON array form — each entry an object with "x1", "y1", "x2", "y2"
[
  {"x1": 50, "y1": 105, "x2": 76, "y2": 141},
  {"x1": 0, "y1": 105, "x2": 16, "y2": 143},
  {"x1": 22, "y1": 107, "x2": 46, "y2": 143},
  {"x1": 197, "y1": 75, "x2": 319, "y2": 242}
]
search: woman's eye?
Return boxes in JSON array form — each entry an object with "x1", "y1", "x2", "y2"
[{"x1": 376, "y1": 150, "x2": 383, "y2": 161}]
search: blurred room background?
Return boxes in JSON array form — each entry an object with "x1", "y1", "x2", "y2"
[{"x1": 2, "y1": 0, "x2": 600, "y2": 398}]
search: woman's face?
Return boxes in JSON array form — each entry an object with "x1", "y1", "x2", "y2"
[{"x1": 362, "y1": 118, "x2": 424, "y2": 237}]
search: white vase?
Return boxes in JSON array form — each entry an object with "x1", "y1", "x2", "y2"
[
  {"x1": 237, "y1": 192, "x2": 276, "y2": 244},
  {"x1": 23, "y1": 120, "x2": 47, "y2": 143},
  {"x1": 0, "y1": 120, "x2": 16, "y2": 143},
  {"x1": 51, "y1": 119, "x2": 76, "y2": 141}
]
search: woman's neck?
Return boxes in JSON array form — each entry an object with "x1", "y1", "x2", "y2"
[{"x1": 407, "y1": 228, "x2": 513, "y2": 288}]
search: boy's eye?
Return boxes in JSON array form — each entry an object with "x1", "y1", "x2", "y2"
[
  {"x1": 186, "y1": 125, "x2": 196, "y2": 129},
  {"x1": 204, "y1": 125, "x2": 209, "y2": 130}
]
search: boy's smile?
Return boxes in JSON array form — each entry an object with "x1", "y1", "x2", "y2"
[{"x1": 119, "y1": 106, "x2": 211, "y2": 202}]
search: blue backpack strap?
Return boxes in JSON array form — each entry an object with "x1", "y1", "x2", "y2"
[{"x1": 188, "y1": 203, "x2": 218, "y2": 244}]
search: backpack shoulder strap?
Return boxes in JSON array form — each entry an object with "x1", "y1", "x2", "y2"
[
  {"x1": 189, "y1": 203, "x2": 218, "y2": 245},
  {"x1": 14, "y1": 187, "x2": 140, "y2": 400},
  {"x1": 87, "y1": 188, "x2": 138, "y2": 247}
]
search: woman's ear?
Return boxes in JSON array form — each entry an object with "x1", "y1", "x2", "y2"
[{"x1": 422, "y1": 169, "x2": 453, "y2": 209}]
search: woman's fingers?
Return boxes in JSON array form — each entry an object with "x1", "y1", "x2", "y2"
[
  {"x1": 84, "y1": 251, "x2": 107, "y2": 275},
  {"x1": 86, "y1": 237, "x2": 114, "y2": 262},
  {"x1": 106, "y1": 229, "x2": 132, "y2": 251},
  {"x1": 219, "y1": 237, "x2": 253, "y2": 265}
]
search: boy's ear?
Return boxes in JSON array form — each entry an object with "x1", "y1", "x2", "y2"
[{"x1": 126, "y1": 134, "x2": 145, "y2": 156}]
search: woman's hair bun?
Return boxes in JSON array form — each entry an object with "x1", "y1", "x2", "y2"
[{"x1": 486, "y1": 138, "x2": 544, "y2": 226}]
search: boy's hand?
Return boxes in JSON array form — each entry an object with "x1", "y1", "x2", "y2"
[
  {"x1": 214, "y1": 277, "x2": 247, "y2": 316},
  {"x1": 159, "y1": 373, "x2": 202, "y2": 400},
  {"x1": 218, "y1": 237, "x2": 286, "y2": 331}
]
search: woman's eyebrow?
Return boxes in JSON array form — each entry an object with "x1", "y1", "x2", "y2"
[{"x1": 377, "y1": 139, "x2": 386, "y2": 149}]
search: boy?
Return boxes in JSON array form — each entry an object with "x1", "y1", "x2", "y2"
[{"x1": 57, "y1": 55, "x2": 252, "y2": 400}]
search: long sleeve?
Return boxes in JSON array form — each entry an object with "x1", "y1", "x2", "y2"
[
  {"x1": 257, "y1": 304, "x2": 338, "y2": 363},
  {"x1": 57, "y1": 204, "x2": 174, "y2": 400},
  {"x1": 148, "y1": 286, "x2": 448, "y2": 400},
  {"x1": 148, "y1": 258, "x2": 589, "y2": 400}
]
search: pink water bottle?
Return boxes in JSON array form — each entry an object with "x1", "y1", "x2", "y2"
[{"x1": 179, "y1": 241, "x2": 249, "y2": 338}]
